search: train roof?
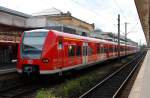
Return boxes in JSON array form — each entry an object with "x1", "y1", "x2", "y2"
[
  {"x1": 51, "y1": 30, "x2": 136, "y2": 47},
  {"x1": 24, "y1": 29, "x2": 137, "y2": 47},
  {"x1": 52, "y1": 30, "x2": 115, "y2": 44},
  {"x1": 25, "y1": 29, "x2": 49, "y2": 32}
]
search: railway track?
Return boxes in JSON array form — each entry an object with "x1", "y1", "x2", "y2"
[
  {"x1": 0, "y1": 82, "x2": 39, "y2": 98},
  {"x1": 0, "y1": 63, "x2": 16, "y2": 75},
  {"x1": 0, "y1": 74, "x2": 33, "y2": 98},
  {"x1": 0, "y1": 53, "x2": 142, "y2": 98},
  {"x1": 79, "y1": 52, "x2": 146, "y2": 98},
  {"x1": 0, "y1": 75, "x2": 70, "y2": 98},
  {"x1": 0, "y1": 65, "x2": 33, "y2": 98}
]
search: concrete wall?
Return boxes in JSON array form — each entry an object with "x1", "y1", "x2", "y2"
[
  {"x1": 26, "y1": 16, "x2": 46, "y2": 28},
  {"x1": 47, "y1": 16, "x2": 94, "y2": 32},
  {"x1": 0, "y1": 12, "x2": 26, "y2": 27}
]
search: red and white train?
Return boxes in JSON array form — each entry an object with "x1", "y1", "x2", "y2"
[{"x1": 16, "y1": 29, "x2": 138, "y2": 75}]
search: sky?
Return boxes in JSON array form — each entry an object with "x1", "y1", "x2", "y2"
[{"x1": 0, "y1": 0, "x2": 146, "y2": 45}]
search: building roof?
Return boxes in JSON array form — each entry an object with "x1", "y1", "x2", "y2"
[
  {"x1": 134, "y1": 0, "x2": 149, "y2": 43},
  {"x1": 32, "y1": 7, "x2": 63, "y2": 16},
  {"x1": 0, "y1": 6, "x2": 31, "y2": 18}
]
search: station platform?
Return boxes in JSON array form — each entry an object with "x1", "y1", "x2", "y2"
[{"x1": 129, "y1": 50, "x2": 150, "y2": 98}]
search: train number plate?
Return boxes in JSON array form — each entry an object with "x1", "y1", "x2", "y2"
[{"x1": 27, "y1": 60, "x2": 33, "y2": 64}]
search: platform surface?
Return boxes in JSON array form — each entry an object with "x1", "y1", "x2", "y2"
[{"x1": 129, "y1": 50, "x2": 150, "y2": 98}]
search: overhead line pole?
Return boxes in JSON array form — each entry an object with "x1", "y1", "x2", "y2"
[
  {"x1": 125, "y1": 22, "x2": 127, "y2": 55},
  {"x1": 118, "y1": 14, "x2": 120, "y2": 59}
]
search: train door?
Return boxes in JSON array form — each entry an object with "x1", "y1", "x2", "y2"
[
  {"x1": 57, "y1": 37, "x2": 63, "y2": 69},
  {"x1": 82, "y1": 42, "x2": 88, "y2": 64}
]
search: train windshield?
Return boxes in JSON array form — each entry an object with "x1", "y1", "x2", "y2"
[{"x1": 21, "y1": 31, "x2": 48, "y2": 58}]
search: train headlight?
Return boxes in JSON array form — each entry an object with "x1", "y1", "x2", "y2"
[{"x1": 42, "y1": 58, "x2": 49, "y2": 63}]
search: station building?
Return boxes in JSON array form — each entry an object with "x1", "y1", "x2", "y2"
[
  {"x1": 91, "y1": 28, "x2": 138, "y2": 46},
  {"x1": 0, "y1": 6, "x2": 31, "y2": 64},
  {"x1": 27, "y1": 8, "x2": 94, "y2": 36}
]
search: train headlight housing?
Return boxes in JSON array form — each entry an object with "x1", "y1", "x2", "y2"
[{"x1": 42, "y1": 58, "x2": 49, "y2": 63}]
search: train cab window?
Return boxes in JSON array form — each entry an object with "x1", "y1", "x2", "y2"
[
  {"x1": 68, "y1": 45, "x2": 75, "y2": 56},
  {"x1": 76, "y1": 46, "x2": 81, "y2": 56}
]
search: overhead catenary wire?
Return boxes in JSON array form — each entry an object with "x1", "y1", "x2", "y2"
[
  {"x1": 71, "y1": 0, "x2": 117, "y2": 24},
  {"x1": 71, "y1": 0, "x2": 131, "y2": 33},
  {"x1": 128, "y1": 22, "x2": 138, "y2": 33},
  {"x1": 40, "y1": 0, "x2": 141, "y2": 41},
  {"x1": 112, "y1": 0, "x2": 139, "y2": 33},
  {"x1": 113, "y1": 0, "x2": 128, "y2": 21}
]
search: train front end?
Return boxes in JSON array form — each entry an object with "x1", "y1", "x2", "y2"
[{"x1": 17, "y1": 29, "x2": 51, "y2": 75}]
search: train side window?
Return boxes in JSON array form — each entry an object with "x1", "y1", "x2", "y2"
[
  {"x1": 111, "y1": 47, "x2": 113, "y2": 52},
  {"x1": 115, "y1": 46, "x2": 117, "y2": 52},
  {"x1": 68, "y1": 45, "x2": 75, "y2": 56},
  {"x1": 109, "y1": 47, "x2": 112, "y2": 52},
  {"x1": 97, "y1": 45, "x2": 100, "y2": 54},
  {"x1": 102, "y1": 47, "x2": 104, "y2": 53},
  {"x1": 104, "y1": 47, "x2": 107, "y2": 53},
  {"x1": 120, "y1": 47, "x2": 122, "y2": 51},
  {"x1": 100, "y1": 45, "x2": 104, "y2": 53},
  {"x1": 104, "y1": 47, "x2": 106, "y2": 53},
  {"x1": 88, "y1": 46, "x2": 93, "y2": 56},
  {"x1": 76, "y1": 46, "x2": 81, "y2": 56},
  {"x1": 113, "y1": 46, "x2": 115, "y2": 52},
  {"x1": 100, "y1": 47, "x2": 103, "y2": 53},
  {"x1": 58, "y1": 39, "x2": 63, "y2": 49}
]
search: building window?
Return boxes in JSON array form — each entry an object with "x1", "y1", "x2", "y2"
[
  {"x1": 64, "y1": 27, "x2": 76, "y2": 34},
  {"x1": 82, "y1": 32, "x2": 87, "y2": 36}
]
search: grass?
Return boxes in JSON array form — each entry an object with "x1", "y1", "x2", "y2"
[
  {"x1": 36, "y1": 89, "x2": 58, "y2": 98},
  {"x1": 56, "y1": 75, "x2": 95, "y2": 97},
  {"x1": 36, "y1": 69, "x2": 108, "y2": 98}
]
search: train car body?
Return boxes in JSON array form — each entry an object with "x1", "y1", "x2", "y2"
[{"x1": 17, "y1": 29, "x2": 138, "y2": 75}]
